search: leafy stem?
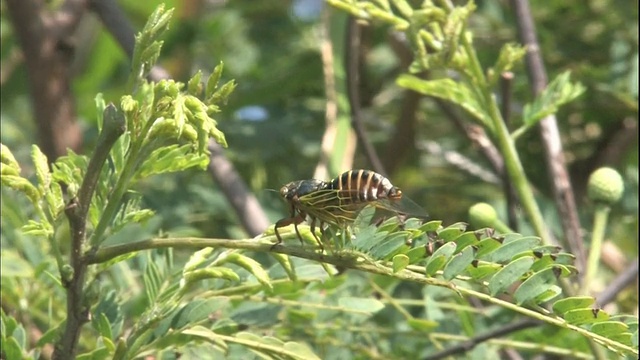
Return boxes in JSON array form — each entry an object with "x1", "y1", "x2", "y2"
[
  {"x1": 54, "y1": 104, "x2": 125, "y2": 360},
  {"x1": 86, "y1": 234, "x2": 637, "y2": 356}
]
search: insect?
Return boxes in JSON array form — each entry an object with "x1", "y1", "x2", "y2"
[{"x1": 273, "y1": 169, "x2": 428, "y2": 249}]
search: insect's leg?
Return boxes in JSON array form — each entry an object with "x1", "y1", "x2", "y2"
[
  {"x1": 309, "y1": 218, "x2": 324, "y2": 251},
  {"x1": 292, "y1": 210, "x2": 307, "y2": 246},
  {"x1": 396, "y1": 213, "x2": 408, "y2": 230},
  {"x1": 272, "y1": 213, "x2": 305, "y2": 249}
]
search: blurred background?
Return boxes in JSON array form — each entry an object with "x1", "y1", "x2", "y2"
[{"x1": 2, "y1": 0, "x2": 637, "y2": 298}]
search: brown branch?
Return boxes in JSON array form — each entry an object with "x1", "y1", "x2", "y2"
[
  {"x1": 423, "y1": 319, "x2": 540, "y2": 360},
  {"x1": 345, "y1": 17, "x2": 387, "y2": 176},
  {"x1": 5, "y1": 0, "x2": 85, "y2": 161},
  {"x1": 207, "y1": 140, "x2": 271, "y2": 236},
  {"x1": 314, "y1": 7, "x2": 340, "y2": 180},
  {"x1": 55, "y1": 105, "x2": 125, "y2": 359},
  {"x1": 510, "y1": 0, "x2": 586, "y2": 274},
  {"x1": 596, "y1": 257, "x2": 639, "y2": 307}
]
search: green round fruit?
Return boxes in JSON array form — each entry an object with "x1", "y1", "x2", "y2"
[{"x1": 588, "y1": 167, "x2": 624, "y2": 205}]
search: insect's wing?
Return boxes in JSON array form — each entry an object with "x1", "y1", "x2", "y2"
[
  {"x1": 376, "y1": 195, "x2": 429, "y2": 220},
  {"x1": 297, "y1": 189, "x2": 353, "y2": 225}
]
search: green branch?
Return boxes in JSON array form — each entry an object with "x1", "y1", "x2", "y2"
[{"x1": 85, "y1": 234, "x2": 636, "y2": 356}]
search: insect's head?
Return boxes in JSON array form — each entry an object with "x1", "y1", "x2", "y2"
[
  {"x1": 388, "y1": 187, "x2": 403, "y2": 200},
  {"x1": 280, "y1": 179, "x2": 327, "y2": 201}
]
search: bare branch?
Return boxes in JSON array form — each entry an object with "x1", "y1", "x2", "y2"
[
  {"x1": 510, "y1": 0, "x2": 586, "y2": 273},
  {"x1": 597, "y1": 257, "x2": 639, "y2": 307},
  {"x1": 423, "y1": 319, "x2": 540, "y2": 360},
  {"x1": 314, "y1": 8, "x2": 340, "y2": 180},
  {"x1": 208, "y1": 140, "x2": 271, "y2": 236},
  {"x1": 345, "y1": 17, "x2": 387, "y2": 176}
]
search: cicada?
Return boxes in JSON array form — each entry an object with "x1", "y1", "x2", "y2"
[{"x1": 273, "y1": 169, "x2": 428, "y2": 248}]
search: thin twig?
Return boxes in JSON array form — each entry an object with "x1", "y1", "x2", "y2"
[
  {"x1": 500, "y1": 72, "x2": 519, "y2": 231},
  {"x1": 314, "y1": 7, "x2": 339, "y2": 180},
  {"x1": 56, "y1": 105, "x2": 125, "y2": 360},
  {"x1": 417, "y1": 140, "x2": 501, "y2": 184},
  {"x1": 596, "y1": 257, "x2": 639, "y2": 307},
  {"x1": 208, "y1": 140, "x2": 270, "y2": 236},
  {"x1": 510, "y1": 0, "x2": 586, "y2": 274},
  {"x1": 423, "y1": 319, "x2": 540, "y2": 360},
  {"x1": 345, "y1": 17, "x2": 387, "y2": 176}
]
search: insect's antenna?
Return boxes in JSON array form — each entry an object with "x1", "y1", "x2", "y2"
[{"x1": 264, "y1": 188, "x2": 279, "y2": 194}]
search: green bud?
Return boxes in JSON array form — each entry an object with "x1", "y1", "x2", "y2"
[
  {"x1": 187, "y1": 70, "x2": 203, "y2": 96},
  {"x1": 469, "y1": 202, "x2": 498, "y2": 227},
  {"x1": 468, "y1": 202, "x2": 513, "y2": 234},
  {"x1": 61, "y1": 264, "x2": 74, "y2": 283},
  {"x1": 588, "y1": 167, "x2": 624, "y2": 205}
]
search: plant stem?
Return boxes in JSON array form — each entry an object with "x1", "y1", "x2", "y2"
[
  {"x1": 583, "y1": 204, "x2": 610, "y2": 294},
  {"x1": 54, "y1": 105, "x2": 125, "y2": 360},
  {"x1": 87, "y1": 234, "x2": 636, "y2": 356},
  {"x1": 460, "y1": 37, "x2": 551, "y2": 245}
]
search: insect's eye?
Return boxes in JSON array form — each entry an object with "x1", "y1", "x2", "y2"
[
  {"x1": 280, "y1": 186, "x2": 289, "y2": 198},
  {"x1": 389, "y1": 188, "x2": 403, "y2": 200}
]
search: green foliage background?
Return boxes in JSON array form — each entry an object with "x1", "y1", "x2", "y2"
[{"x1": 1, "y1": 0, "x2": 638, "y2": 359}]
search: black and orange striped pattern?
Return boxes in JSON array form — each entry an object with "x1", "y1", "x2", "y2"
[
  {"x1": 328, "y1": 169, "x2": 402, "y2": 203},
  {"x1": 273, "y1": 169, "x2": 428, "y2": 249}
]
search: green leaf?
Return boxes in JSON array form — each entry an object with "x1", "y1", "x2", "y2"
[
  {"x1": 407, "y1": 318, "x2": 439, "y2": 332},
  {"x1": 392, "y1": 254, "x2": 410, "y2": 273},
  {"x1": 590, "y1": 322, "x2": 633, "y2": 345},
  {"x1": 488, "y1": 256, "x2": 535, "y2": 296},
  {"x1": 418, "y1": 220, "x2": 442, "y2": 233},
  {"x1": 517, "y1": 71, "x2": 586, "y2": 136},
  {"x1": 31, "y1": 145, "x2": 51, "y2": 197},
  {"x1": 564, "y1": 308, "x2": 610, "y2": 325},
  {"x1": 397, "y1": 75, "x2": 493, "y2": 130},
  {"x1": 474, "y1": 237, "x2": 503, "y2": 258},
  {"x1": 188, "y1": 70, "x2": 203, "y2": 96},
  {"x1": 437, "y1": 222, "x2": 467, "y2": 241},
  {"x1": 172, "y1": 298, "x2": 230, "y2": 329},
  {"x1": 338, "y1": 297, "x2": 385, "y2": 314},
  {"x1": 452, "y1": 231, "x2": 478, "y2": 252},
  {"x1": 1, "y1": 143, "x2": 20, "y2": 172},
  {"x1": 425, "y1": 242, "x2": 457, "y2": 276},
  {"x1": 282, "y1": 341, "x2": 322, "y2": 360},
  {"x1": 184, "y1": 247, "x2": 214, "y2": 273},
  {"x1": 1, "y1": 337, "x2": 23, "y2": 360},
  {"x1": 514, "y1": 267, "x2": 560, "y2": 305},
  {"x1": 488, "y1": 43, "x2": 527, "y2": 85},
  {"x1": 443, "y1": 246, "x2": 474, "y2": 280},
  {"x1": 94, "y1": 313, "x2": 113, "y2": 340},
  {"x1": 405, "y1": 245, "x2": 427, "y2": 264},
  {"x1": 552, "y1": 296, "x2": 595, "y2": 316},
  {"x1": 136, "y1": 145, "x2": 209, "y2": 179},
  {"x1": 370, "y1": 232, "x2": 409, "y2": 259},
  {"x1": 483, "y1": 236, "x2": 541, "y2": 263},
  {"x1": 206, "y1": 62, "x2": 224, "y2": 101},
  {"x1": 184, "y1": 267, "x2": 240, "y2": 283},
  {"x1": 466, "y1": 262, "x2": 502, "y2": 280},
  {"x1": 269, "y1": 253, "x2": 296, "y2": 281},
  {"x1": 143, "y1": 259, "x2": 162, "y2": 303},
  {"x1": 221, "y1": 253, "x2": 273, "y2": 291}
]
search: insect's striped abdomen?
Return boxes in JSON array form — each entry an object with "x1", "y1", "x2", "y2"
[{"x1": 329, "y1": 169, "x2": 402, "y2": 202}]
